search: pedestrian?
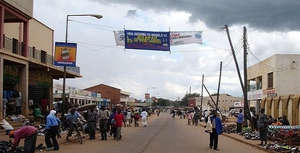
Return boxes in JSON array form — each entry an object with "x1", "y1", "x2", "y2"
[
  {"x1": 109, "y1": 108, "x2": 117, "y2": 139},
  {"x1": 2, "y1": 98, "x2": 7, "y2": 117},
  {"x1": 236, "y1": 109, "x2": 244, "y2": 133},
  {"x1": 208, "y1": 110, "x2": 223, "y2": 151},
  {"x1": 99, "y1": 107, "x2": 109, "y2": 140},
  {"x1": 123, "y1": 110, "x2": 127, "y2": 127},
  {"x1": 87, "y1": 107, "x2": 98, "y2": 140},
  {"x1": 9, "y1": 125, "x2": 38, "y2": 153},
  {"x1": 141, "y1": 109, "x2": 148, "y2": 127},
  {"x1": 114, "y1": 109, "x2": 124, "y2": 140},
  {"x1": 257, "y1": 109, "x2": 268, "y2": 145},
  {"x1": 134, "y1": 111, "x2": 140, "y2": 127},
  {"x1": 187, "y1": 111, "x2": 193, "y2": 125},
  {"x1": 126, "y1": 110, "x2": 132, "y2": 127},
  {"x1": 45, "y1": 110, "x2": 60, "y2": 151},
  {"x1": 15, "y1": 92, "x2": 22, "y2": 115},
  {"x1": 194, "y1": 110, "x2": 200, "y2": 126}
]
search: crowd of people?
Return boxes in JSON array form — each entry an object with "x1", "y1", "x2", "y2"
[{"x1": 6, "y1": 106, "x2": 156, "y2": 153}]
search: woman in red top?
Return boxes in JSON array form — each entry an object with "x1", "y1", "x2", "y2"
[{"x1": 114, "y1": 109, "x2": 124, "y2": 140}]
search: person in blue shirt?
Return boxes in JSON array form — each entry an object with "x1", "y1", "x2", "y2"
[
  {"x1": 45, "y1": 110, "x2": 60, "y2": 151},
  {"x1": 209, "y1": 110, "x2": 223, "y2": 151},
  {"x1": 236, "y1": 109, "x2": 244, "y2": 133}
]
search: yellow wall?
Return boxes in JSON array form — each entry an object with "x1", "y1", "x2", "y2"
[
  {"x1": 3, "y1": 0, "x2": 33, "y2": 17},
  {"x1": 3, "y1": 19, "x2": 53, "y2": 55}
]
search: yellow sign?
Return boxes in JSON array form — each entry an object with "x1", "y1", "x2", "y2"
[{"x1": 54, "y1": 42, "x2": 77, "y2": 67}]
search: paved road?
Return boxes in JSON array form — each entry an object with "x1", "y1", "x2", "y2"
[{"x1": 54, "y1": 113, "x2": 266, "y2": 153}]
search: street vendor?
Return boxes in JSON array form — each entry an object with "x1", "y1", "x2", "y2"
[{"x1": 9, "y1": 125, "x2": 38, "y2": 153}]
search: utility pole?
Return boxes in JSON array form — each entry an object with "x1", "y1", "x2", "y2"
[
  {"x1": 224, "y1": 25, "x2": 244, "y2": 91},
  {"x1": 189, "y1": 86, "x2": 191, "y2": 94},
  {"x1": 216, "y1": 61, "x2": 222, "y2": 110},
  {"x1": 243, "y1": 26, "x2": 251, "y2": 120},
  {"x1": 200, "y1": 74, "x2": 204, "y2": 114}
]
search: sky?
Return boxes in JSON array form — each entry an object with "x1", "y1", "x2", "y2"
[{"x1": 33, "y1": 0, "x2": 300, "y2": 100}]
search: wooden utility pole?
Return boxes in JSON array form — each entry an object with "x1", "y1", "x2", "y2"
[
  {"x1": 200, "y1": 74, "x2": 204, "y2": 113},
  {"x1": 203, "y1": 84, "x2": 216, "y2": 108},
  {"x1": 243, "y1": 26, "x2": 251, "y2": 120},
  {"x1": 224, "y1": 25, "x2": 244, "y2": 91},
  {"x1": 216, "y1": 61, "x2": 222, "y2": 110}
]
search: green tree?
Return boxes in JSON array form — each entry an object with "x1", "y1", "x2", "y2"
[{"x1": 180, "y1": 93, "x2": 200, "y2": 106}]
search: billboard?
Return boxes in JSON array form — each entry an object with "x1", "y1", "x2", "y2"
[
  {"x1": 114, "y1": 30, "x2": 202, "y2": 47},
  {"x1": 54, "y1": 42, "x2": 77, "y2": 67},
  {"x1": 170, "y1": 31, "x2": 202, "y2": 46},
  {"x1": 124, "y1": 30, "x2": 170, "y2": 51}
]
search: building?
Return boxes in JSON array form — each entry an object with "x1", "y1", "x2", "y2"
[
  {"x1": 247, "y1": 54, "x2": 300, "y2": 125},
  {"x1": 85, "y1": 84, "x2": 121, "y2": 105},
  {"x1": 0, "y1": 0, "x2": 80, "y2": 119},
  {"x1": 53, "y1": 84, "x2": 101, "y2": 107},
  {"x1": 195, "y1": 94, "x2": 243, "y2": 112},
  {"x1": 120, "y1": 90, "x2": 135, "y2": 107}
]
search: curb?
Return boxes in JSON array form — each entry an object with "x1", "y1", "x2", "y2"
[
  {"x1": 198, "y1": 123, "x2": 274, "y2": 153},
  {"x1": 222, "y1": 133, "x2": 276, "y2": 153}
]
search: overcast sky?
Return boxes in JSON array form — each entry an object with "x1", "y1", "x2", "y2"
[{"x1": 34, "y1": 0, "x2": 300, "y2": 100}]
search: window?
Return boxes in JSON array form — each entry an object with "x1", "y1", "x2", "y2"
[
  {"x1": 268, "y1": 72, "x2": 273, "y2": 89},
  {"x1": 257, "y1": 76, "x2": 262, "y2": 90}
]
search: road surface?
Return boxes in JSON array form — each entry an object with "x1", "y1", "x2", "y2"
[{"x1": 54, "y1": 113, "x2": 266, "y2": 153}]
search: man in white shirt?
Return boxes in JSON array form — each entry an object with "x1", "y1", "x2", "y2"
[{"x1": 141, "y1": 109, "x2": 148, "y2": 127}]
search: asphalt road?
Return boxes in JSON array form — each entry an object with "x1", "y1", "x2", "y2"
[{"x1": 53, "y1": 113, "x2": 266, "y2": 153}]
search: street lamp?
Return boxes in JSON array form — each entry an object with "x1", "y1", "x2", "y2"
[{"x1": 62, "y1": 14, "x2": 103, "y2": 114}]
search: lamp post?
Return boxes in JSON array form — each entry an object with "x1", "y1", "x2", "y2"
[{"x1": 62, "y1": 14, "x2": 103, "y2": 114}]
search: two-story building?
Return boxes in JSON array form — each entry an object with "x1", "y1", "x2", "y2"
[
  {"x1": 247, "y1": 54, "x2": 300, "y2": 125},
  {"x1": 0, "y1": 0, "x2": 80, "y2": 119}
]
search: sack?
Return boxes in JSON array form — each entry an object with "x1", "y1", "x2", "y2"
[{"x1": 205, "y1": 118, "x2": 213, "y2": 133}]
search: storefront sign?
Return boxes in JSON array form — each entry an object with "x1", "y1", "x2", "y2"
[
  {"x1": 54, "y1": 42, "x2": 77, "y2": 67},
  {"x1": 124, "y1": 30, "x2": 170, "y2": 51},
  {"x1": 263, "y1": 88, "x2": 277, "y2": 98},
  {"x1": 248, "y1": 89, "x2": 263, "y2": 100}
]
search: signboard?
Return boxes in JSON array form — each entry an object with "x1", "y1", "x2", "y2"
[
  {"x1": 54, "y1": 42, "x2": 77, "y2": 67},
  {"x1": 248, "y1": 89, "x2": 263, "y2": 100},
  {"x1": 124, "y1": 30, "x2": 170, "y2": 51},
  {"x1": 170, "y1": 31, "x2": 202, "y2": 46},
  {"x1": 115, "y1": 31, "x2": 202, "y2": 47},
  {"x1": 263, "y1": 88, "x2": 277, "y2": 98}
]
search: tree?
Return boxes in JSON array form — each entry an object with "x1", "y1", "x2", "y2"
[{"x1": 180, "y1": 93, "x2": 200, "y2": 106}]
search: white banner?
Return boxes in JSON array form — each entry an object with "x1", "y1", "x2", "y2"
[
  {"x1": 170, "y1": 31, "x2": 202, "y2": 46},
  {"x1": 114, "y1": 31, "x2": 125, "y2": 46},
  {"x1": 113, "y1": 31, "x2": 202, "y2": 46}
]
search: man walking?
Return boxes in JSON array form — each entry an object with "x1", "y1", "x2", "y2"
[
  {"x1": 99, "y1": 107, "x2": 109, "y2": 140},
  {"x1": 114, "y1": 109, "x2": 124, "y2": 140},
  {"x1": 87, "y1": 107, "x2": 98, "y2": 140},
  {"x1": 236, "y1": 109, "x2": 244, "y2": 133},
  {"x1": 141, "y1": 109, "x2": 148, "y2": 127},
  {"x1": 45, "y1": 110, "x2": 60, "y2": 151},
  {"x1": 209, "y1": 110, "x2": 223, "y2": 151}
]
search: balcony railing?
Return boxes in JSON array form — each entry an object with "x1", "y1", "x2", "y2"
[{"x1": 1, "y1": 35, "x2": 80, "y2": 75}]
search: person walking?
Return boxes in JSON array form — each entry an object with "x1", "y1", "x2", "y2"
[
  {"x1": 257, "y1": 109, "x2": 268, "y2": 145},
  {"x1": 126, "y1": 110, "x2": 132, "y2": 127},
  {"x1": 134, "y1": 111, "x2": 140, "y2": 127},
  {"x1": 45, "y1": 110, "x2": 60, "y2": 151},
  {"x1": 109, "y1": 108, "x2": 117, "y2": 139},
  {"x1": 9, "y1": 125, "x2": 38, "y2": 153},
  {"x1": 114, "y1": 109, "x2": 124, "y2": 140},
  {"x1": 141, "y1": 109, "x2": 148, "y2": 127},
  {"x1": 236, "y1": 109, "x2": 244, "y2": 133},
  {"x1": 208, "y1": 110, "x2": 223, "y2": 151},
  {"x1": 87, "y1": 107, "x2": 98, "y2": 140},
  {"x1": 99, "y1": 107, "x2": 110, "y2": 140}
]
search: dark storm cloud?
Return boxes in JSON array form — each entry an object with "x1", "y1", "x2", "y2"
[{"x1": 91, "y1": 0, "x2": 300, "y2": 31}]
